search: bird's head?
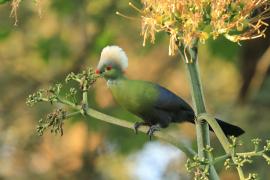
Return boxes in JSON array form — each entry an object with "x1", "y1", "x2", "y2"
[{"x1": 96, "y1": 45, "x2": 128, "y2": 80}]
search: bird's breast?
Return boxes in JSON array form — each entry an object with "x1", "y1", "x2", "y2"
[
  {"x1": 107, "y1": 79, "x2": 118, "y2": 87},
  {"x1": 107, "y1": 79, "x2": 159, "y2": 115}
]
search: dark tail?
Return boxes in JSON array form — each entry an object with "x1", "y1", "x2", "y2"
[
  {"x1": 210, "y1": 118, "x2": 245, "y2": 137},
  {"x1": 178, "y1": 111, "x2": 245, "y2": 137}
]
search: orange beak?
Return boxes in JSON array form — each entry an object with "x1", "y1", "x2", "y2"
[{"x1": 95, "y1": 69, "x2": 100, "y2": 74}]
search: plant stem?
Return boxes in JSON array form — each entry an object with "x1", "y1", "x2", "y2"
[
  {"x1": 59, "y1": 94, "x2": 196, "y2": 157},
  {"x1": 213, "y1": 154, "x2": 230, "y2": 164},
  {"x1": 198, "y1": 113, "x2": 231, "y2": 153},
  {"x1": 84, "y1": 107, "x2": 196, "y2": 158},
  {"x1": 198, "y1": 113, "x2": 246, "y2": 179},
  {"x1": 186, "y1": 61, "x2": 210, "y2": 155},
  {"x1": 65, "y1": 111, "x2": 81, "y2": 119},
  {"x1": 82, "y1": 87, "x2": 88, "y2": 107},
  {"x1": 237, "y1": 150, "x2": 265, "y2": 157},
  {"x1": 57, "y1": 97, "x2": 77, "y2": 108},
  {"x1": 180, "y1": 44, "x2": 219, "y2": 179},
  {"x1": 82, "y1": 78, "x2": 89, "y2": 108},
  {"x1": 57, "y1": 93, "x2": 196, "y2": 163}
]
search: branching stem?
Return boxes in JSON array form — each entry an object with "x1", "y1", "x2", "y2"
[
  {"x1": 213, "y1": 154, "x2": 230, "y2": 164},
  {"x1": 198, "y1": 113, "x2": 245, "y2": 179},
  {"x1": 198, "y1": 114, "x2": 231, "y2": 153},
  {"x1": 57, "y1": 97, "x2": 77, "y2": 108},
  {"x1": 65, "y1": 111, "x2": 81, "y2": 119}
]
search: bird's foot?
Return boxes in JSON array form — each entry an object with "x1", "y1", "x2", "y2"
[
  {"x1": 147, "y1": 124, "x2": 161, "y2": 140},
  {"x1": 133, "y1": 122, "x2": 148, "y2": 134}
]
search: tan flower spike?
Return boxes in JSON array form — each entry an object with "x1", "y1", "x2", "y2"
[{"x1": 137, "y1": 0, "x2": 270, "y2": 56}]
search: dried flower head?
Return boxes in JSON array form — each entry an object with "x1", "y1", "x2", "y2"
[
  {"x1": 10, "y1": 0, "x2": 21, "y2": 26},
  {"x1": 138, "y1": 0, "x2": 270, "y2": 55},
  {"x1": 10, "y1": 0, "x2": 42, "y2": 25}
]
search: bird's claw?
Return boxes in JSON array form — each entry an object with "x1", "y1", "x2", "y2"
[
  {"x1": 147, "y1": 125, "x2": 160, "y2": 141},
  {"x1": 133, "y1": 122, "x2": 146, "y2": 134}
]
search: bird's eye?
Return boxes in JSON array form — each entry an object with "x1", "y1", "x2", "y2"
[{"x1": 106, "y1": 66, "x2": 112, "y2": 71}]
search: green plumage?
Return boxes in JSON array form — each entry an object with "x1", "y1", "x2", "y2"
[
  {"x1": 108, "y1": 78, "x2": 160, "y2": 115},
  {"x1": 97, "y1": 47, "x2": 244, "y2": 137},
  {"x1": 101, "y1": 68, "x2": 195, "y2": 130}
]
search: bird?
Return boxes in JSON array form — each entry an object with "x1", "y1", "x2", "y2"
[{"x1": 95, "y1": 45, "x2": 244, "y2": 139}]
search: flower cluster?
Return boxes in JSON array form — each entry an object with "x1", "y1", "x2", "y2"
[
  {"x1": 65, "y1": 68, "x2": 100, "y2": 90},
  {"x1": 186, "y1": 155, "x2": 209, "y2": 180},
  {"x1": 26, "y1": 83, "x2": 62, "y2": 107},
  {"x1": 223, "y1": 137, "x2": 270, "y2": 179},
  {"x1": 36, "y1": 108, "x2": 66, "y2": 136},
  {"x1": 27, "y1": 67, "x2": 100, "y2": 136},
  {"x1": 185, "y1": 137, "x2": 270, "y2": 179},
  {"x1": 139, "y1": 0, "x2": 270, "y2": 55}
]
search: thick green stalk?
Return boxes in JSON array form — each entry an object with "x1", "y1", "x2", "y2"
[
  {"x1": 183, "y1": 46, "x2": 210, "y2": 155},
  {"x1": 180, "y1": 45, "x2": 219, "y2": 179},
  {"x1": 186, "y1": 60, "x2": 210, "y2": 156}
]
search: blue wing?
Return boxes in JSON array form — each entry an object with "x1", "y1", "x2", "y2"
[{"x1": 154, "y1": 85, "x2": 194, "y2": 112}]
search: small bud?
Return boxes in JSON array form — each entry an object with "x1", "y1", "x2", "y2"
[
  {"x1": 247, "y1": 173, "x2": 258, "y2": 180},
  {"x1": 251, "y1": 138, "x2": 261, "y2": 146}
]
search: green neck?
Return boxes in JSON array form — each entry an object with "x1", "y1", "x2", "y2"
[
  {"x1": 105, "y1": 75, "x2": 126, "y2": 81},
  {"x1": 103, "y1": 69, "x2": 126, "y2": 81}
]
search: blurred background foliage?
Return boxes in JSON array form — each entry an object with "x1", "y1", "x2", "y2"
[{"x1": 0, "y1": 0, "x2": 269, "y2": 179}]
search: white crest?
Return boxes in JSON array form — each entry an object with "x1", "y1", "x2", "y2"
[{"x1": 98, "y1": 45, "x2": 128, "y2": 71}]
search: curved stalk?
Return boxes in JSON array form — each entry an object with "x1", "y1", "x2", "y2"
[
  {"x1": 198, "y1": 113, "x2": 231, "y2": 153},
  {"x1": 85, "y1": 108, "x2": 196, "y2": 157},
  {"x1": 61, "y1": 99, "x2": 197, "y2": 158}
]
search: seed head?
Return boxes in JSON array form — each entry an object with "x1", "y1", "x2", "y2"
[{"x1": 139, "y1": 0, "x2": 270, "y2": 55}]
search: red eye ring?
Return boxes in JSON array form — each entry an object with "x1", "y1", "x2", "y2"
[{"x1": 106, "y1": 66, "x2": 112, "y2": 71}]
